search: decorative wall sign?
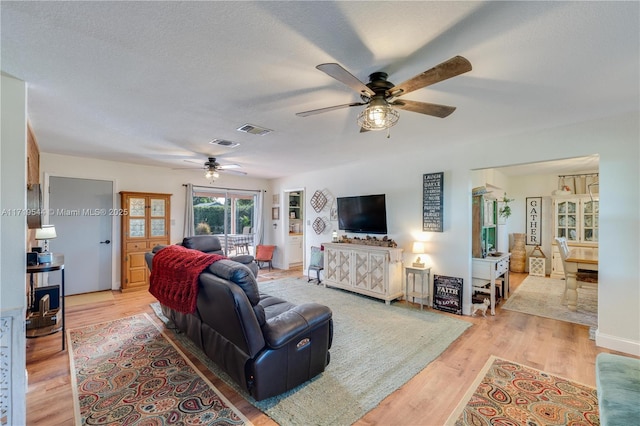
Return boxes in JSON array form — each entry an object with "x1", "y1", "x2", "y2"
[
  {"x1": 433, "y1": 275, "x2": 462, "y2": 315},
  {"x1": 525, "y1": 197, "x2": 542, "y2": 245},
  {"x1": 423, "y1": 172, "x2": 444, "y2": 232}
]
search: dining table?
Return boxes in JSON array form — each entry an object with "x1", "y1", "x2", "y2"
[
  {"x1": 215, "y1": 233, "x2": 254, "y2": 255},
  {"x1": 564, "y1": 247, "x2": 598, "y2": 311}
]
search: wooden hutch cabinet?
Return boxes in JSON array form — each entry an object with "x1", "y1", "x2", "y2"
[{"x1": 120, "y1": 191, "x2": 171, "y2": 291}]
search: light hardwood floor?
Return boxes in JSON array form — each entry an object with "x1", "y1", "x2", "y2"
[{"x1": 26, "y1": 270, "x2": 628, "y2": 425}]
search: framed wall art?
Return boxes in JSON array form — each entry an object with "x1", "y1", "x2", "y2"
[
  {"x1": 272, "y1": 207, "x2": 279, "y2": 220},
  {"x1": 423, "y1": 172, "x2": 444, "y2": 232}
]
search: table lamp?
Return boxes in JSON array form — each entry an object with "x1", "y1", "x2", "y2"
[
  {"x1": 412, "y1": 241, "x2": 425, "y2": 268},
  {"x1": 35, "y1": 224, "x2": 56, "y2": 263}
]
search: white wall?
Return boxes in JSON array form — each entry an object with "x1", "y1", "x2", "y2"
[
  {"x1": 0, "y1": 73, "x2": 27, "y2": 426},
  {"x1": 40, "y1": 111, "x2": 640, "y2": 357},
  {"x1": 271, "y1": 112, "x2": 639, "y2": 356},
  {"x1": 40, "y1": 153, "x2": 270, "y2": 289}
]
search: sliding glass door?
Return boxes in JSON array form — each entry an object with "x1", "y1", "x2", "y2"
[{"x1": 191, "y1": 186, "x2": 262, "y2": 255}]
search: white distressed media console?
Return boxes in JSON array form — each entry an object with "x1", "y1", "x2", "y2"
[{"x1": 322, "y1": 242, "x2": 404, "y2": 304}]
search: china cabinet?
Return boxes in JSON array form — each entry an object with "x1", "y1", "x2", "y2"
[
  {"x1": 120, "y1": 191, "x2": 171, "y2": 291},
  {"x1": 550, "y1": 195, "x2": 599, "y2": 278}
]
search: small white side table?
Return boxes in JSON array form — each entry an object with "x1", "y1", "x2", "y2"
[{"x1": 404, "y1": 266, "x2": 431, "y2": 310}]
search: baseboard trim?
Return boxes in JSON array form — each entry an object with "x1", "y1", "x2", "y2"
[{"x1": 596, "y1": 330, "x2": 640, "y2": 356}]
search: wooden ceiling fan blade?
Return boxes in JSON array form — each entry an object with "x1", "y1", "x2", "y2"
[
  {"x1": 296, "y1": 102, "x2": 366, "y2": 117},
  {"x1": 391, "y1": 99, "x2": 456, "y2": 118},
  {"x1": 387, "y1": 56, "x2": 472, "y2": 98},
  {"x1": 316, "y1": 63, "x2": 375, "y2": 97}
]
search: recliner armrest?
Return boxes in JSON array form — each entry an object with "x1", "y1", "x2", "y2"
[
  {"x1": 262, "y1": 303, "x2": 332, "y2": 349},
  {"x1": 229, "y1": 254, "x2": 254, "y2": 264}
]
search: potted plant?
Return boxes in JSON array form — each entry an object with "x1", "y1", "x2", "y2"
[{"x1": 499, "y1": 194, "x2": 514, "y2": 220}]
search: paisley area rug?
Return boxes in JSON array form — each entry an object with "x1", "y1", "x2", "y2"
[
  {"x1": 67, "y1": 313, "x2": 251, "y2": 425},
  {"x1": 502, "y1": 275, "x2": 597, "y2": 327},
  {"x1": 446, "y1": 356, "x2": 599, "y2": 425}
]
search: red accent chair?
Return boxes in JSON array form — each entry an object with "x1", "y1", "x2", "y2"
[{"x1": 255, "y1": 245, "x2": 276, "y2": 271}]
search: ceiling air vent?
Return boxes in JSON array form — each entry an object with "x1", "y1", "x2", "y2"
[
  {"x1": 236, "y1": 123, "x2": 273, "y2": 136},
  {"x1": 209, "y1": 139, "x2": 240, "y2": 148}
]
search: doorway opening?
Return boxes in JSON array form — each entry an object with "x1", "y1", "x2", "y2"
[
  {"x1": 470, "y1": 155, "x2": 599, "y2": 329},
  {"x1": 284, "y1": 188, "x2": 305, "y2": 270}
]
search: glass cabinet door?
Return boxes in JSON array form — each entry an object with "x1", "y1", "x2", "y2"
[
  {"x1": 582, "y1": 199, "x2": 599, "y2": 242},
  {"x1": 128, "y1": 197, "x2": 146, "y2": 237},
  {"x1": 556, "y1": 200, "x2": 578, "y2": 241},
  {"x1": 149, "y1": 198, "x2": 166, "y2": 237}
]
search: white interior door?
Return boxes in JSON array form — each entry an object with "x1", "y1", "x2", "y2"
[{"x1": 48, "y1": 176, "x2": 113, "y2": 295}]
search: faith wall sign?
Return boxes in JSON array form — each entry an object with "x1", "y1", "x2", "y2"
[{"x1": 526, "y1": 197, "x2": 542, "y2": 245}]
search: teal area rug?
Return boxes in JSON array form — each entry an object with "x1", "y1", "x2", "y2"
[
  {"x1": 153, "y1": 277, "x2": 472, "y2": 425},
  {"x1": 501, "y1": 275, "x2": 597, "y2": 327}
]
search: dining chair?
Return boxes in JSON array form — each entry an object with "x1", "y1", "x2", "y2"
[
  {"x1": 555, "y1": 237, "x2": 596, "y2": 303},
  {"x1": 236, "y1": 226, "x2": 252, "y2": 254}
]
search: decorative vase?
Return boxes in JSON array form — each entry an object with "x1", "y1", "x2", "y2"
[{"x1": 510, "y1": 233, "x2": 526, "y2": 272}]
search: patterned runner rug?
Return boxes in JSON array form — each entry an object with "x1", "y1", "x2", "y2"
[
  {"x1": 67, "y1": 313, "x2": 251, "y2": 425},
  {"x1": 446, "y1": 356, "x2": 599, "y2": 425}
]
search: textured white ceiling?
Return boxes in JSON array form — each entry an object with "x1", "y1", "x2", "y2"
[{"x1": 1, "y1": 1, "x2": 637, "y2": 178}]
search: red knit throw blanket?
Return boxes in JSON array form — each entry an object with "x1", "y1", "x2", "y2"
[{"x1": 149, "y1": 245, "x2": 225, "y2": 314}]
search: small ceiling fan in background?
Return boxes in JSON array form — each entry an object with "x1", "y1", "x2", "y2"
[
  {"x1": 296, "y1": 55, "x2": 472, "y2": 133},
  {"x1": 174, "y1": 157, "x2": 246, "y2": 180}
]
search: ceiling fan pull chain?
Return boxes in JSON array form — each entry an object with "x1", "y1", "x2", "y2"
[{"x1": 387, "y1": 127, "x2": 391, "y2": 139}]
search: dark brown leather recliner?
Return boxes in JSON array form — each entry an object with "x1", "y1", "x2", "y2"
[{"x1": 145, "y1": 245, "x2": 333, "y2": 401}]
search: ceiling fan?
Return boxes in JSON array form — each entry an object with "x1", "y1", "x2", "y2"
[
  {"x1": 296, "y1": 55, "x2": 472, "y2": 132},
  {"x1": 175, "y1": 157, "x2": 246, "y2": 180}
]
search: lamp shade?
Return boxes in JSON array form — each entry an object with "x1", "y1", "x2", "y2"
[
  {"x1": 35, "y1": 225, "x2": 57, "y2": 240},
  {"x1": 412, "y1": 241, "x2": 426, "y2": 268},
  {"x1": 412, "y1": 241, "x2": 425, "y2": 254}
]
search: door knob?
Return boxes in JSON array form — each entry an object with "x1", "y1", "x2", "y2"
[{"x1": 100, "y1": 240, "x2": 111, "y2": 244}]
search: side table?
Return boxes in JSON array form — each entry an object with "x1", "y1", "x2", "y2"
[
  {"x1": 26, "y1": 253, "x2": 65, "y2": 350},
  {"x1": 404, "y1": 266, "x2": 431, "y2": 310}
]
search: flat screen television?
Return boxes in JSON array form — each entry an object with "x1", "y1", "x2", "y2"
[{"x1": 337, "y1": 194, "x2": 388, "y2": 234}]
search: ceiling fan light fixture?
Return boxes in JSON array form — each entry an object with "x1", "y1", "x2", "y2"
[
  {"x1": 205, "y1": 169, "x2": 219, "y2": 180},
  {"x1": 357, "y1": 98, "x2": 399, "y2": 131}
]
